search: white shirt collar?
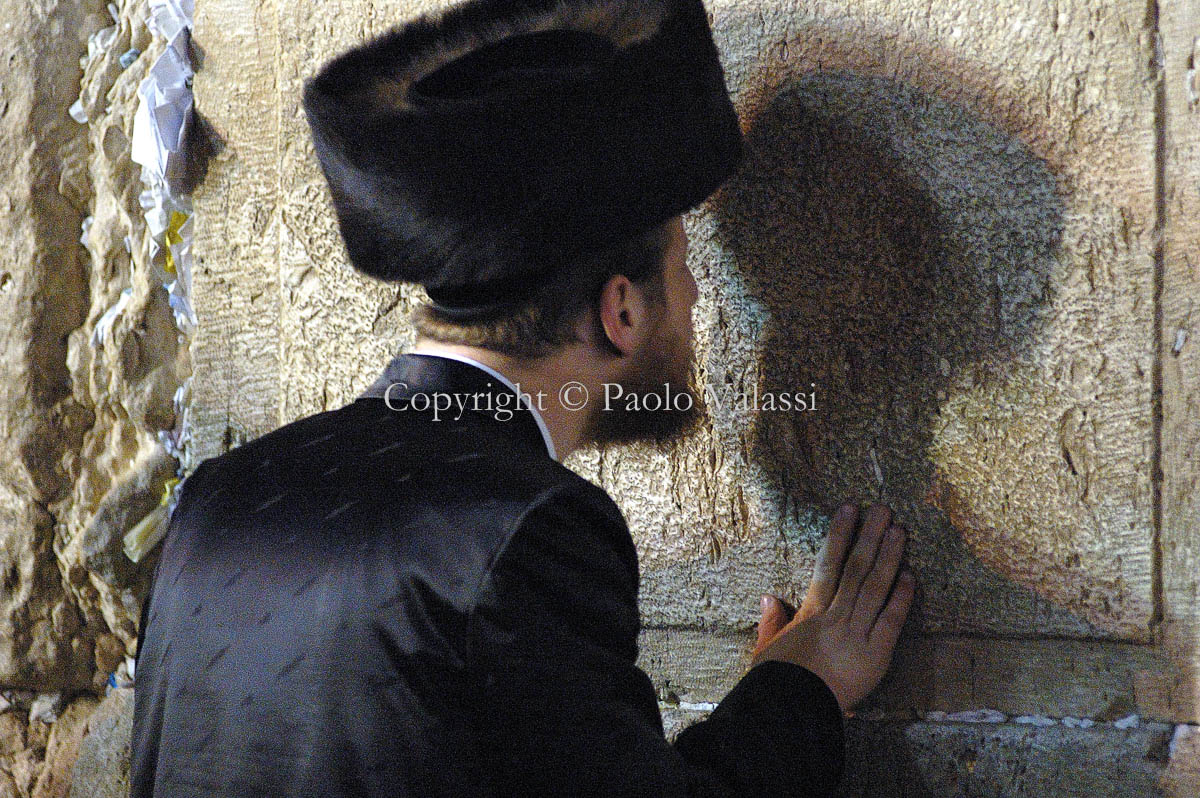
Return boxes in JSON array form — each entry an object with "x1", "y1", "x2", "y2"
[{"x1": 408, "y1": 350, "x2": 558, "y2": 462}]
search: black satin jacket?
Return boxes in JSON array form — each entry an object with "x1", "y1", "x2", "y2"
[{"x1": 130, "y1": 352, "x2": 845, "y2": 797}]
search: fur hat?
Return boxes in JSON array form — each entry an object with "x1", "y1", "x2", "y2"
[{"x1": 302, "y1": 0, "x2": 743, "y2": 319}]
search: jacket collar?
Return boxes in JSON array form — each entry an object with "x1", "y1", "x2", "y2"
[{"x1": 355, "y1": 351, "x2": 556, "y2": 461}]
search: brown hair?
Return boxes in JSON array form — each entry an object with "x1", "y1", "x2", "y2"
[{"x1": 412, "y1": 219, "x2": 673, "y2": 359}]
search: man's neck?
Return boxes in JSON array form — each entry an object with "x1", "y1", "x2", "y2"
[{"x1": 410, "y1": 339, "x2": 592, "y2": 460}]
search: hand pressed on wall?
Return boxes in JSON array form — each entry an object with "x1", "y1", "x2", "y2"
[{"x1": 751, "y1": 503, "x2": 916, "y2": 717}]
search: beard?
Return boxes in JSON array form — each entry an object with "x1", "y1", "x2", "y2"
[{"x1": 581, "y1": 323, "x2": 706, "y2": 449}]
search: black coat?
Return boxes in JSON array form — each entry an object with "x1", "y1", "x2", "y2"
[{"x1": 130, "y1": 352, "x2": 845, "y2": 797}]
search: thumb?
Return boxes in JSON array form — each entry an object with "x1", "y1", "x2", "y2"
[{"x1": 755, "y1": 594, "x2": 789, "y2": 651}]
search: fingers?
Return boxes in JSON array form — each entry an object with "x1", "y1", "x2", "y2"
[
  {"x1": 848, "y1": 523, "x2": 907, "y2": 636},
  {"x1": 867, "y1": 569, "x2": 916, "y2": 657},
  {"x1": 776, "y1": 596, "x2": 797, "y2": 624},
  {"x1": 800, "y1": 502, "x2": 857, "y2": 618},
  {"x1": 827, "y1": 503, "x2": 892, "y2": 622},
  {"x1": 755, "y1": 595, "x2": 790, "y2": 651}
]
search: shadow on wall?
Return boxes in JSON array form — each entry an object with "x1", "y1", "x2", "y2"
[
  {"x1": 710, "y1": 66, "x2": 1171, "y2": 797},
  {"x1": 709, "y1": 68, "x2": 1105, "y2": 640}
]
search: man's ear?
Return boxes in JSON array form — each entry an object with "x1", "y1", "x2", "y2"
[{"x1": 596, "y1": 273, "x2": 654, "y2": 357}]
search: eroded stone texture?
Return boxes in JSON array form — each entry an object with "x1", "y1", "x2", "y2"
[
  {"x1": 663, "y1": 706, "x2": 1190, "y2": 795},
  {"x1": 272, "y1": 2, "x2": 426, "y2": 425},
  {"x1": 187, "y1": 0, "x2": 283, "y2": 456},
  {"x1": 838, "y1": 718, "x2": 1183, "y2": 796},
  {"x1": 639, "y1": 628, "x2": 1177, "y2": 721},
  {"x1": 1156, "y1": 0, "x2": 1200, "y2": 777},
  {"x1": 0, "y1": 0, "x2": 101, "y2": 691},
  {"x1": 54, "y1": 0, "x2": 194, "y2": 673},
  {"x1": 30, "y1": 696, "x2": 97, "y2": 798},
  {"x1": 66, "y1": 688, "x2": 130, "y2": 798},
  {"x1": 0, "y1": 0, "x2": 188, "y2": 686},
  {"x1": 0, "y1": 0, "x2": 201, "y2": 791},
  {"x1": 617, "y1": 0, "x2": 1157, "y2": 643}
]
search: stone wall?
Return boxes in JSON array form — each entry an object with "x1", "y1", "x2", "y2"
[
  {"x1": 0, "y1": 0, "x2": 193, "y2": 794},
  {"x1": 0, "y1": 0, "x2": 1197, "y2": 795}
]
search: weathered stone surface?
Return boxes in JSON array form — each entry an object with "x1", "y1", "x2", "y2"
[
  {"x1": 636, "y1": 0, "x2": 1156, "y2": 641},
  {"x1": 1165, "y1": 724, "x2": 1200, "y2": 796},
  {"x1": 0, "y1": 0, "x2": 189, "y2": 691},
  {"x1": 1157, "y1": 0, "x2": 1200, "y2": 738},
  {"x1": 67, "y1": 689, "x2": 131, "y2": 798},
  {"x1": 31, "y1": 696, "x2": 97, "y2": 798},
  {"x1": 838, "y1": 718, "x2": 1184, "y2": 797},
  {"x1": 0, "y1": 0, "x2": 197, "y2": 789},
  {"x1": 0, "y1": 0, "x2": 103, "y2": 691},
  {"x1": 664, "y1": 708, "x2": 1187, "y2": 796},
  {"x1": 7, "y1": 749, "x2": 43, "y2": 798},
  {"x1": 188, "y1": 0, "x2": 283, "y2": 457},
  {"x1": 55, "y1": 0, "x2": 191, "y2": 666},
  {"x1": 639, "y1": 628, "x2": 1177, "y2": 721},
  {"x1": 89, "y1": 636, "x2": 124, "y2": 679},
  {"x1": 0, "y1": 714, "x2": 27, "y2": 759},
  {"x1": 23, "y1": 717, "x2": 48, "y2": 756}
]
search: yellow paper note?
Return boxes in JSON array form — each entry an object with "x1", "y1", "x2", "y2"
[{"x1": 163, "y1": 210, "x2": 188, "y2": 275}]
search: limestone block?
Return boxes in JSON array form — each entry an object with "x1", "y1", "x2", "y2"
[
  {"x1": 837, "y1": 718, "x2": 1183, "y2": 797},
  {"x1": 76, "y1": 444, "x2": 176, "y2": 628},
  {"x1": 188, "y1": 0, "x2": 283, "y2": 458},
  {"x1": 1157, "y1": 0, "x2": 1200, "y2": 729},
  {"x1": 23, "y1": 714, "x2": 48, "y2": 755},
  {"x1": 54, "y1": 0, "x2": 194, "y2": 664},
  {"x1": 639, "y1": 628, "x2": 1176, "y2": 720},
  {"x1": 30, "y1": 696, "x2": 97, "y2": 798},
  {"x1": 662, "y1": 707, "x2": 1188, "y2": 795},
  {"x1": 0, "y1": 713, "x2": 28, "y2": 759},
  {"x1": 7, "y1": 749, "x2": 42, "y2": 798},
  {"x1": 66, "y1": 689, "x2": 131, "y2": 798},
  {"x1": 616, "y1": 0, "x2": 1157, "y2": 642},
  {"x1": 1165, "y1": 724, "x2": 1200, "y2": 797},
  {"x1": 189, "y1": 0, "x2": 1164, "y2": 647},
  {"x1": 0, "y1": 0, "x2": 103, "y2": 688},
  {"x1": 89, "y1": 636, "x2": 124, "y2": 678},
  {"x1": 0, "y1": 0, "x2": 191, "y2": 690}
]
